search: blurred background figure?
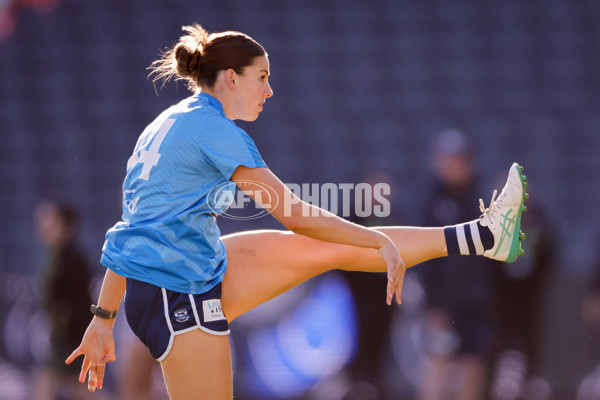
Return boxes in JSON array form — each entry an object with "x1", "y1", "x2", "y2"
[
  {"x1": 577, "y1": 243, "x2": 600, "y2": 400},
  {"x1": 490, "y1": 192, "x2": 554, "y2": 400},
  {"x1": 340, "y1": 172, "x2": 402, "y2": 400},
  {"x1": 417, "y1": 129, "x2": 499, "y2": 400},
  {"x1": 32, "y1": 200, "x2": 95, "y2": 400},
  {"x1": 297, "y1": 171, "x2": 403, "y2": 400}
]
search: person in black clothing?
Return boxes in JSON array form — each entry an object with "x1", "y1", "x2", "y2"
[
  {"x1": 343, "y1": 172, "x2": 402, "y2": 400},
  {"x1": 417, "y1": 129, "x2": 499, "y2": 400},
  {"x1": 491, "y1": 196, "x2": 553, "y2": 400},
  {"x1": 576, "y1": 228, "x2": 600, "y2": 400},
  {"x1": 33, "y1": 200, "x2": 95, "y2": 400}
]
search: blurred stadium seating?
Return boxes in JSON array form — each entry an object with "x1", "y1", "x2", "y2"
[{"x1": 1, "y1": 0, "x2": 599, "y2": 398}]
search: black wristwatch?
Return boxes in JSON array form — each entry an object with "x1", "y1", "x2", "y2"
[{"x1": 90, "y1": 304, "x2": 118, "y2": 320}]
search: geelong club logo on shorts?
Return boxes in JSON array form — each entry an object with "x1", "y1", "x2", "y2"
[
  {"x1": 174, "y1": 308, "x2": 190, "y2": 323},
  {"x1": 203, "y1": 299, "x2": 226, "y2": 322}
]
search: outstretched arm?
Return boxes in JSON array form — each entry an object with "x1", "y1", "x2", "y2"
[
  {"x1": 230, "y1": 166, "x2": 405, "y2": 305},
  {"x1": 65, "y1": 268, "x2": 126, "y2": 392}
]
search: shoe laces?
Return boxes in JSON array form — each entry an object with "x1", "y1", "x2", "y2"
[{"x1": 479, "y1": 189, "x2": 498, "y2": 220}]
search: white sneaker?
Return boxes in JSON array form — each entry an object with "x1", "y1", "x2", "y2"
[{"x1": 479, "y1": 163, "x2": 528, "y2": 263}]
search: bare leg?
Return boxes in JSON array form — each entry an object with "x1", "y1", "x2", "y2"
[
  {"x1": 159, "y1": 330, "x2": 232, "y2": 400},
  {"x1": 222, "y1": 226, "x2": 446, "y2": 321},
  {"x1": 157, "y1": 226, "x2": 444, "y2": 399},
  {"x1": 120, "y1": 337, "x2": 158, "y2": 400}
]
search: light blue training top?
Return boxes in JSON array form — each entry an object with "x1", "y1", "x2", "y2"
[{"x1": 101, "y1": 93, "x2": 267, "y2": 294}]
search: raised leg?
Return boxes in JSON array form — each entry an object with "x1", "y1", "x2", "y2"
[
  {"x1": 158, "y1": 226, "x2": 445, "y2": 399},
  {"x1": 221, "y1": 226, "x2": 446, "y2": 321}
]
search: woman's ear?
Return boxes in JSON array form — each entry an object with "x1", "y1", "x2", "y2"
[{"x1": 224, "y1": 69, "x2": 237, "y2": 90}]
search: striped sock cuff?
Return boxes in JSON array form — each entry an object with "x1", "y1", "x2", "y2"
[
  {"x1": 444, "y1": 220, "x2": 485, "y2": 256},
  {"x1": 468, "y1": 220, "x2": 485, "y2": 255},
  {"x1": 444, "y1": 226, "x2": 460, "y2": 256}
]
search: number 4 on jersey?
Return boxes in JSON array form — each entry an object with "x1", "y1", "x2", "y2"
[{"x1": 127, "y1": 118, "x2": 176, "y2": 181}]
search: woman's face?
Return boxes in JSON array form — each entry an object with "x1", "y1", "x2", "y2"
[{"x1": 231, "y1": 55, "x2": 273, "y2": 121}]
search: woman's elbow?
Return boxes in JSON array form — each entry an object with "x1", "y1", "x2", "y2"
[
  {"x1": 274, "y1": 205, "x2": 307, "y2": 232},
  {"x1": 278, "y1": 215, "x2": 302, "y2": 232}
]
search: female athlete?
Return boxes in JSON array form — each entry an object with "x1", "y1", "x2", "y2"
[{"x1": 66, "y1": 23, "x2": 527, "y2": 399}]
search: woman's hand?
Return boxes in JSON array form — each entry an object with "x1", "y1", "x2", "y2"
[
  {"x1": 377, "y1": 236, "x2": 406, "y2": 306},
  {"x1": 65, "y1": 317, "x2": 116, "y2": 392}
]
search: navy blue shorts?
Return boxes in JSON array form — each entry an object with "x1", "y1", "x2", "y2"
[{"x1": 124, "y1": 278, "x2": 230, "y2": 361}]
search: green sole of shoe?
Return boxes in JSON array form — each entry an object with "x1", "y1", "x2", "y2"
[{"x1": 506, "y1": 163, "x2": 528, "y2": 263}]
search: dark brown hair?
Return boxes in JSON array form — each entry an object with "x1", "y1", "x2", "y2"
[{"x1": 149, "y1": 23, "x2": 267, "y2": 91}]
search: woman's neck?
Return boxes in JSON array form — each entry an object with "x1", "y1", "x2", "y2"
[{"x1": 201, "y1": 87, "x2": 236, "y2": 120}]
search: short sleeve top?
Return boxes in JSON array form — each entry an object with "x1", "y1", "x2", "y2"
[{"x1": 101, "y1": 93, "x2": 267, "y2": 294}]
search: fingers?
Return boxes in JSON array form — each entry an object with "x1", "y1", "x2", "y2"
[
  {"x1": 386, "y1": 278, "x2": 394, "y2": 306},
  {"x1": 379, "y1": 238, "x2": 406, "y2": 306},
  {"x1": 87, "y1": 363, "x2": 106, "y2": 392},
  {"x1": 386, "y1": 258, "x2": 406, "y2": 306},
  {"x1": 80, "y1": 357, "x2": 91, "y2": 383},
  {"x1": 386, "y1": 272, "x2": 401, "y2": 305},
  {"x1": 88, "y1": 366, "x2": 97, "y2": 392},
  {"x1": 395, "y1": 262, "x2": 406, "y2": 305},
  {"x1": 65, "y1": 347, "x2": 83, "y2": 365},
  {"x1": 75, "y1": 355, "x2": 109, "y2": 391},
  {"x1": 96, "y1": 364, "x2": 106, "y2": 390}
]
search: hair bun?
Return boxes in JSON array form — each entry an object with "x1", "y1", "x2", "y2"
[
  {"x1": 174, "y1": 44, "x2": 201, "y2": 79},
  {"x1": 148, "y1": 23, "x2": 264, "y2": 92}
]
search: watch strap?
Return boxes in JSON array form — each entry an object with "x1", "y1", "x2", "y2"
[{"x1": 90, "y1": 304, "x2": 118, "y2": 320}]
